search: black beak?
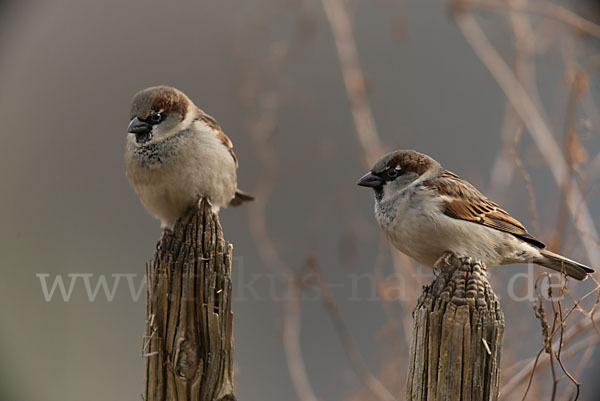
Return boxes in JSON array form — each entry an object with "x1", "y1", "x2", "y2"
[
  {"x1": 357, "y1": 171, "x2": 383, "y2": 188},
  {"x1": 128, "y1": 117, "x2": 151, "y2": 135}
]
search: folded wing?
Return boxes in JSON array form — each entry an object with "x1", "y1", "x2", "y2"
[{"x1": 424, "y1": 170, "x2": 545, "y2": 248}]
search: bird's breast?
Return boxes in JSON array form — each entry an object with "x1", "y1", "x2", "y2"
[{"x1": 375, "y1": 190, "x2": 444, "y2": 266}]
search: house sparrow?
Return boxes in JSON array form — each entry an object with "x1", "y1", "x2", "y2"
[
  {"x1": 125, "y1": 86, "x2": 253, "y2": 231},
  {"x1": 358, "y1": 150, "x2": 594, "y2": 280}
]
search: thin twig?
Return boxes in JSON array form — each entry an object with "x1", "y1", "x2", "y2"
[{"x1": 502, "y1": 307, "x2": 600, "y2": 397}]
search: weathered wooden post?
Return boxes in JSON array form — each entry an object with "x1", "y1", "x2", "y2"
[
  {"x1": 406, "y1": 255, "x2": 504, "y2": 401},
  {"x1": 144, "y1": 199, "x2": 236, "y2": 401}
]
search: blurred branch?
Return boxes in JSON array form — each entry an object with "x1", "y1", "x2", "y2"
[
  {"x1": 455, "y1": 0, "x2": 600, "y2": 38},
  {"x1": 454, "y1": 10, "x2": 600, "y2": 266},
  {"x1": 246, "y1": 43, "x2": 294, "y2": 281},
  {"x1": 320, "y1": 0, "x2": 385, "y2": 166},
  {"x1": 240, "y1": 38, "x2": 320, "y2": 401},
  {"x1": 284, "y1": 280, "x2": 320, "y2": 401},
  {"x1": 491, "y1": 0, "x2": 540, "y2": 235},
  {"x1": 557, "y1": 333, "x2": 600, "y2": 400},
  {"x1": 321, "y1": 0, "x2": 420, "y2": 352},
  {"x1": 489, "y1": 0, "x2": 534, "y2": 198},
  {"x1": 553, "y1": 70, "x2": 588, "y2": 252},
  {"x1": 308, "y1": 258, "x2": 398, "y2": 401}
]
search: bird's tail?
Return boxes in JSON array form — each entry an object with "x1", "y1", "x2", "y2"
[
  {"x1": 229, "y1": 189, "x2": 255, "y2": 207},
  {"x1": 536, "y1": 249, "x2": 595, "y2": 281}
]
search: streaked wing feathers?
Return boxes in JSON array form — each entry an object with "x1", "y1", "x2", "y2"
[
  {"x1": 197, "y1": 110, "x2": 238, "y2": 167},
  {"x1": 424, "y1": 171, "x2": 545, "y2": 248}
]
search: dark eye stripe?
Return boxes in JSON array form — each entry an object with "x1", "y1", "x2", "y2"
[{"x1": 144, "y1": 112, "x2": 165, "y2": 124}]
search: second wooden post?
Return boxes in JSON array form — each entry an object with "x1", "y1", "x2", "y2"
[{"x1": 406, "y1": 256, "x2": 504, "y2": 401}]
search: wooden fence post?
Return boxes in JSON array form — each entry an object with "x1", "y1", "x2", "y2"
[
  {"x1": 144, "y1": 199, "x2": 236, "y2": 401},
  {"x1": 406, "y1": 256, "x2": 504, "y2": 401}
]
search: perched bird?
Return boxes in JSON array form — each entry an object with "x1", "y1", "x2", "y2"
[
  {"x1": 357, "y1": 150, "x2": 594, "y2": 280},
  {"x1": 125, "y1": 86, "x2": 253, "y2": 231}
]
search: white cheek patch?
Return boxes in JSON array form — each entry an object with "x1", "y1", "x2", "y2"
[
  {"x1": 380, "y1": 173, "x2": 420, "y2": 202},
  {"x1": 179, "y1": 107, "x2": 197, "y2": 129},
  {"x1": 381, "y1": 181, "x2": 400, "y2": 202}
]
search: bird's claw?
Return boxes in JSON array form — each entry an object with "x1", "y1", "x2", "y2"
[
  {"x1": 159, "y1": 227, "x2": 172, "y2": 244},
  {"x1": 433, "y1": 251, "x2": 454, "y2": 275},
  {"x1": 198, "y1": 196, "x2": 212, "y2": 207}
]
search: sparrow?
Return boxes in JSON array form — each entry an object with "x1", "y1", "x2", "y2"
[
  {"x1": 125, "y1": 86, "x2": 253, "y2": 231},
  {"x1": 357, "y1": 150, "x2": 595, "y2": 280}
]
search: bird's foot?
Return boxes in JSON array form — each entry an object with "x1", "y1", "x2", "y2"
[
  {"x1": 198, "y1": 197, "x2": 221, "y2": 214},
  {"x1": 433, "y1": 251, "x2": 454, "y2": 275},
  {"x1": 197, "y1": 196, "x2": 210, "y2": 207}
]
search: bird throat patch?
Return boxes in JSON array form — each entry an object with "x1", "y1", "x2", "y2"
[{"x1": 135, "y1": 131, "x2": 153, "y2": 145}]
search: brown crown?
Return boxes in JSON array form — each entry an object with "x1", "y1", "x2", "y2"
[
  {"x1": 130, "y1": 86, "x2": 190, "y2": 120},
  {"x1": 372, "y1": 150, "x2": 436, "y2": 176}
]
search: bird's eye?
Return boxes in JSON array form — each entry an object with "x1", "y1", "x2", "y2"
[
  {"x1": 149, "y1": 112, "x2": 163, "y2": 124},
  {"x1": 387, "y1": 169, "x2": 399, "y2": 178}
]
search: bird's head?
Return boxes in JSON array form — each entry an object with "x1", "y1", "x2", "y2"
[
  {"x1": 357, "y1": 150, "x2": 438, "y2": 202},
  {"x1": 127, "y1": 86, "x2": 193, "y2": 145}
]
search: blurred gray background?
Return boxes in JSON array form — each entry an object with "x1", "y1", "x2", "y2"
[{"x1": 1, "y1": 0, "x2": 600, "y2": 400}]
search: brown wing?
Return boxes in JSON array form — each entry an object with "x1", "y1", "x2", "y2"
[
  {"x1": 197, "y1": 111, "x2": 238, "y2": 167},
  {"x1": 424, "y1": 170, "x2": 545, "y2": 248}
]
